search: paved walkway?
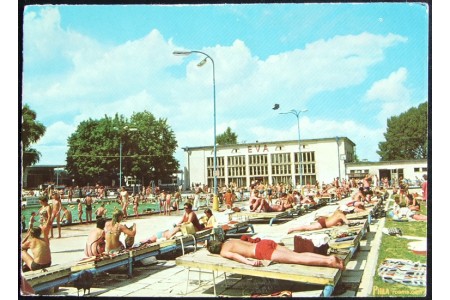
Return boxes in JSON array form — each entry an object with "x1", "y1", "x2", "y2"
[{"x1": 23, "y1": 199, "x2": 386, "y2": 297}]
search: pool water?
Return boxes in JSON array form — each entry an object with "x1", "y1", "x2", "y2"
[{"x1": 20, "y1": 199, "x2": 162, "y2": 228}]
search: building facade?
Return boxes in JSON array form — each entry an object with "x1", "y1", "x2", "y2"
[
  {"x1": 346, "y1": 159, "x2": 428, "y2": 186},
  {"x1": 182, "y1": 137, "x2": 356, "y2": 189}
]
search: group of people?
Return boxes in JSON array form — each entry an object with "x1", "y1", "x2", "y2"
[
  {"x1": 139, "y1": 203, "x2": 217, "y2": 244},
  {"x1": 21, "y1": 175, "x2": 428, "y2": 294}
]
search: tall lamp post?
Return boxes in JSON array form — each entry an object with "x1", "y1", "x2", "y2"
[
  {"x1": 115, "y1": 126, "x2": 138, "y2": 187},
  {"x1": 279, "y1": 109, "x2": 308, "y2": 190},
  {"x1": 173, "y1": 50, "x2": 219, "y2": 211}
]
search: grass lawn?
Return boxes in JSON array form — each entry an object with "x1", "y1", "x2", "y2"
[{"x1": 371, "y1": 196, "x2": 428, "y2": 297}]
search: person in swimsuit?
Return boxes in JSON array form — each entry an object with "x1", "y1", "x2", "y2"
[
  {"x1": 119, "y1": 187, "x2": 129, "y2": 218},
  {"x1": 287, "y1": 207, "x2": 351, "y2": 234},
  {"x1": 207, "y1": 238, "x2": 344, "y2": 269},
  {"x1": 95, "y1": 203, "x2": 107, "y2": 219},
  {"x1": 21, "y1": 227, "x2": 52, "y2": 272},
  {"x1": 133, "y1": 194, "x2": 140, "y2": 218},
  {"x1": 104, "y1": 210, "x2": 136, "y2": 254},
  {"x1": 28, "y1": 212, "x2": 36, "y2": 230},
  {"x1": 165, "y1": 192, "x2": 171, "y2": 216},
  {"x1": 60, "y1": 206, "x2": 72, "y2": 225},
  {"x1": 85, "y1": 218, "x2": 106, "y2": 257},
  {"x1": 50, "y1": 192, "x2": 62, "y2": 239},
  {"x1": 30, "y1": 196, "x2": 52, "y2": 244},
  {"x1": 203, "y1": 208, "x2": 217, "y2": 229},
  {"x1": 77, "y1": 199, "x2": 83, "y2": 223},
  {"x1": 165, "y1": 202, "x2": 204, "y2": 239},
  {"x1": 85, "y1": 193, "x2": 93, "y2": 223},
  {"x1": 159, "y1": 190, "x2": 166, "y2": 215}
]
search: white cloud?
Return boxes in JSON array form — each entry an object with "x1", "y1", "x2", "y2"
[
  {"x1": 23, "y1": 7, "x2": 407, "y2": 165},
  {"x1": 365, "y1": 67, "x2": 412, "y2": 123},
  {"x1": 34, "y1": 121, "x2": 75, "y2": 164}
]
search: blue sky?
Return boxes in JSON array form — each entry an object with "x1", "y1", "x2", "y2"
[{"x1": 21, "y1": 3, "x2": 429, "y2": 166}]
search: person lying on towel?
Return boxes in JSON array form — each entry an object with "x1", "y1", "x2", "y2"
[
  {"x1": 206, "y1": 238, "x2": 344, "y2": 270},
  {"x1": 287, "y1": 206, "x2": 351, "y2": 234}
]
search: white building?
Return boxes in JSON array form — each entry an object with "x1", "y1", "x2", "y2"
[
  {"x1": 346, "y1": 159, "x2": 428, "y2": 186},
  {"x1": 182, "y1": 137, "x2": 356, "y2": 189}
]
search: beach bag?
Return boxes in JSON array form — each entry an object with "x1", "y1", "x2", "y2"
[
  {"x1": 73, "y1": 270, "x2": 94, "y2": 296},
  {"x1": 294, "y1": 235, "x2": 329, "y2": 255},
  {"x1": 212, "y1": 227, "x2": 225, "y2": 242},
  {"x1": 181, "y1": 222, "x2": 196, "y2": 235}
]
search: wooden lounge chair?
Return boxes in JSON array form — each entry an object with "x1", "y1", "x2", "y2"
[
  {"x1": 230, "y1": 207, "x2": 302, "y2": 226},
  {"x1": 22, "y1": 263, "x2": 73, "y2": 294},
  {"x1": 176, "y1": 247, "x2": 352, "y2": 297},
  {"x1": 281, "y1": 219, "x2": 369, "y2": 258}
]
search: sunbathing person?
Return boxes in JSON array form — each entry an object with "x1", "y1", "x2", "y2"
[
  {"x1": 165, "y1": 202, "x2": 204, "y2": 239},
  {"x1": 352, "y1": 187, "x2": 365, "y2": 202},
  {"x1": 85, "y1": 217, "x2": 106, "y2": 257},
  {"x1": 251, "y1": 197, "x2": 286, "y2": 213},
  {"x1": 301, "y1": 195, "x2": 317, "y2": 206},
  {"x1": 248, "y1": 188, "x2": 261, "y2": 210},
  {"x1": 393, "y1": 202, "x2": 427, "y2": 221},
  {"x1": 388, "y1": 196, "x2": 401, "y2": 218},
  {"x1": 203, "y1": 208, "x2": 218, "y2": 229},
  {"x1": 288, "y1": 207, "x2": 351, "y2": 233},
  {"x1": 104, "y1": 210, "x2": 136, "y2": 254},
  {"x1": 21, "y1": 227, "x2": 52, "y2": 272},
  {"x1": 406, "y1": 194, "x2": 420, "y2": 211},
  {"x1": 206, "y1": 238, "x2": 344, "y2": 270}
]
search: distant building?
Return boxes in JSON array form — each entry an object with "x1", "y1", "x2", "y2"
[
  {"x1": 23, "y1": 165, "x2": 68, "y2": 189},
  {"x1": 183, "y1": 137, "x2": 356, "y2": 189},
  {"x1": 346, "y1": 159, "x2": 428, "y2": 186}
]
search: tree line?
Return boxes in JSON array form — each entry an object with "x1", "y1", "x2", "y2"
[{"x1": 21, "y1": 101, "x2": 428, "y2": 186}]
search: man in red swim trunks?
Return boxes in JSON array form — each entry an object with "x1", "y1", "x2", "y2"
[{"x1": 206, "y1": 238, "x2": 344, "y2": 269}]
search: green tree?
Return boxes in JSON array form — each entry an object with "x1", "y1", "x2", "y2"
[
  {"x1": 66, "y1": 111, "x2": 179, "y2": 186},
  {"x1": 377, "y1": 102, "x2": 428, "y2": 161},
  {"x1": 21, "y1": 104, "x2": 46, "y2": 168},
  {"x1": 216, "y1": 127, "x2": 238, "y2": 145}
]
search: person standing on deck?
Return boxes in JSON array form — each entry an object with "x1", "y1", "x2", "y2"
[
  {"x1": 50, "y1": 192, "x2": 62, "y2": 239},
  {"x1": 77, "y1": 199, "x2": 83, "y2": 223},
  {"x1": 119, "y1": 187, "x2": 129, "y2": 219},
  {"x1": 85, "y1": 192, "x2": 94, "y2": 223},
  {"x1": 133, "y1": 194, "x2": 140, "y2": 218}
]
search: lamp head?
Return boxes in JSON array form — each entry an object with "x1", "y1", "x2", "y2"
[
  {"x1": 173, "y1": 50, "x2": 192, "y2": 56},
  {"x1": 197, "y1": 58, "x2": 208, "y2": 67}
]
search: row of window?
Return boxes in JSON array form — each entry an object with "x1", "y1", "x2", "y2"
[
  {"x1": 209, "y1": 152, "x2": 316, "y2": 167},
  {"x1": 207, "y1": 174, "x2": 319, "y2": 188}
]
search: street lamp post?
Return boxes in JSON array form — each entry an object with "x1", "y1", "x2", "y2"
[
  {"x1": 279, "y1": 109, "x2": 308, "y2": 190},
  {"x1": 115, "y1": 126, "x2": 138, "y2": 188},
  {"x1": 173, "y1": 50, "x2": 219, "y2": 211}
]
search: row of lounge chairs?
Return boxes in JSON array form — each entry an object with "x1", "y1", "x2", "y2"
[
  {"x1": 23, "y1": 192, "x2": 382, "y2": 296},
  {"x1": 22, "y1": 221, "x2": 254, "y2": 294},
  {"x1": 175, "y1": 196, "x2": 382, "y2": 297}
]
